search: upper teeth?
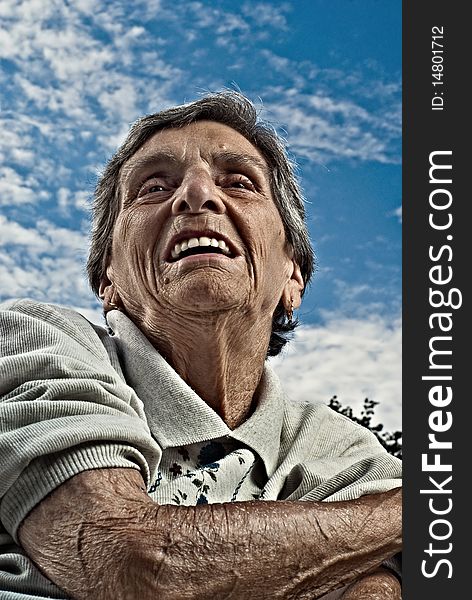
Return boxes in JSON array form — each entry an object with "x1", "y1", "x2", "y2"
[{"x1": 171, "y1": 237, "x2": 231, "y2": 259}]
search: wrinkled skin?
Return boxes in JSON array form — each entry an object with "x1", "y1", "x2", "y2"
[
  {"x1": 19, "y1": 468, "x2": 401, "y2": 600},
  {"x1": 99, "y1": 121, "x2": 304, "y2": 428},
  {"x1": 19, "y1": 122, "x2": 401, "y2": 598}
]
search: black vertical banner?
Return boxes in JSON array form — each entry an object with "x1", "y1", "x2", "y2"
[{"x1": 403, "y1": 2, "x2": 468, "y2": 597}]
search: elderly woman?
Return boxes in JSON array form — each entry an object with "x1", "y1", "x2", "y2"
[{"x1": 0, "y1": 92, "x2": 401, "y2": 600}]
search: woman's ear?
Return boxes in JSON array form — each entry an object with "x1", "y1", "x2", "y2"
[
  {"x1": 281, "y1": 260, "x2": 304, "y2": 316},
  {"x1": 98, "y1": 274, "x2": 111, "y2": 300},
  {"x1": 99, "y1": 273, "x2": 122, "y2": 312}
]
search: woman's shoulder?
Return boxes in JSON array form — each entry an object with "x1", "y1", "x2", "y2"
[
  {"x1": 2, "y1": 297, "x2": 98, "y2": 322},
  {"x1": 0, "y1": 298, "x2": 113, "y2": 362},
  {"x1": 283, "y1": 396, "x2": 393, "y2": 458},
  {"x1": 2, "y1": 297, "x2": 103, "y2": 330}
]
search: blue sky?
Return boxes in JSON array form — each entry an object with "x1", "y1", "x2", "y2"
[{"x1": 0, "y1": 0, "x2": 402, "y2": 430}]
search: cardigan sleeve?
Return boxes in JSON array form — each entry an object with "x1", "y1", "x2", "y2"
[
  {"x1": 0, "y1": 299, "x2": 162, "y2": 543},
  {"x1": 277, "y1": 400, "x2": 402, "y2": 503}
]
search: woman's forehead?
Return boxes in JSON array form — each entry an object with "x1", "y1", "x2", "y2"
[{"x1": 121, "y1": 120, "x2": 269, "y2": 179}]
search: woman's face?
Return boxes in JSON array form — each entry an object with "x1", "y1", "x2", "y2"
[{"x1": 103, "y1": 120, "x2": 302, "y2": 324}]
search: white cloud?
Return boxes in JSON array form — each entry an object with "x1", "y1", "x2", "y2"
[
  {"x1": 1, "y1": 0, "x2": 177, "y2": 141},
  {"x1": 0, "y1": 0, "x2": 401, "y2": 416},
  {"x1": 165, "y1": 1, "x2": 288, "y2": 50},
  {"x1": 0, "y1": 118, "x2": 36, "y2": 167},
  {"x1": 0, "y1": 252, "x2": 91, "y2": 304},
  {"x1": 0, "y1": 166, "x2": 49, "y2": 205},
  {"x1": 270, "y1": 314, "x2": 402, "y2": 432},
  {"x1": 255, "y1": 49, "x2": 401, "y2": 165},
  {"x1": 266, "y1": 90, "x2": 397, "y2": 164},
  {"x1": 0, "y1": 259, "x2": 33, "y2": 296},
  {"x1": 0, "y1": 215, "x2": 49, "y2": 250},
  {"x1": 215, "y1": 13, "x2": 250, "y2": 36},
  {"x1": 97, "y1": 82, "x2": 139, "y2": 123},
  {"x1": 242, "y1": 2, "x2": 289, "y2": 30},
  {"x1": 0, "y1": 215, "x2": 93, "y2": 306},
  {"x1": 390, "y1": 205, "x2": 402, "y2": 224},
  {"x1": 328, "y1": 279, "x2": 401, "y2": 319},
  {"x1": 38, "y1": 217, "x2": 82, "y2": 242},
  {"x1": 57, "y1": 188, "x2": 91, "y2": 214}
]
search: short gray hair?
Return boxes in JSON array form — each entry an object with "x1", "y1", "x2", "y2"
[{"x1": 87, "y1": 91, "x2": 314, "y2": 356}]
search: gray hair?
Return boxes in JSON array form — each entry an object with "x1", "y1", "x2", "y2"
[{"x1": 87, "y1": 91, "x2": 314, "y2": 356}]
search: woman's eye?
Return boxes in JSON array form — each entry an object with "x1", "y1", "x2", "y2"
[
  {"x1": 138, "y1": 180, "x2": 168, "y2": 197},
  {"x1": 226, "y1": 177, "x2": 255, "y2": 191},
  {"x1": 148, "y1": 184, "x2": 166, "y2": 193}
]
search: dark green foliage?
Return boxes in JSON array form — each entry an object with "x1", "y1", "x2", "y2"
[{"x1": 328, "y1": 396, "x2": 402, "y2": 459}]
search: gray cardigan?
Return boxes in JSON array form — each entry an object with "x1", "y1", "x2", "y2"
[{"x1": 0, "y1": 299, "x2": 402, "y2": 599}]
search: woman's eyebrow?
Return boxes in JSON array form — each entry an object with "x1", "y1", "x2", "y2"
[
  {"x1": 121, "y1": 151, "x2": 180, "y2": 186},
  {"x1": 213, "y1": 151, "x2": 270, "y2": 177}
]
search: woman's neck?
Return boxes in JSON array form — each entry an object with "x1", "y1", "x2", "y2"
[{"x1": 137, "y1": 309, "x2": 272, "y2": 429}]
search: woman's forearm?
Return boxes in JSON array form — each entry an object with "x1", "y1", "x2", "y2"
[
  {"x1": 340, "y1": 567, "x2": 401, "y2": 599},
  {"x1": 19, "y1": 468, "x2": 402, "y2": 600}
]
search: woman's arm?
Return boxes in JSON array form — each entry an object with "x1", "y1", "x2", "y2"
[
  {"x1": 340, "y1": 567, "x2": 401, "y2": 599},
  {"x1": 19, "y1": 467, "x2": 401, "y2": 600}
]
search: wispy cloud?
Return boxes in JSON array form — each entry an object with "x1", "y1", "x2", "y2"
[
  {"x1": 389, "y1": 205, "x2": 402, "y2": 224},
  {"x1": 327, "y1": 278, "x2": 402, "y2": 320},
  {"x1": 256, "y1": 48, "x2": 401, "y2": 165},
  {"x1": 0, "y1": 215, "x2": 92, "y2": 305},
  {"x1": 0, "y1": 214, "x2": 48, "y2": 249},
  {"x1": 157, "y1": 1, "x2": 289, "y2": 49},
  {"x1": 0, "y1": 1, "x2": 401, "y2": 443},
  {"x1": 271, "y1": 313, "x2": 402, "y2": 432},
  {"x1": 0, "y1": 167, "x2": 47, "y2": 205},
  {"x1": 264, "y1": 87, "x2": 400, "y2": 165},
  {"x1": 57, "y1": 187, "x2": 91, "y2": 215},
  {"x1": 241, "y1": 2, "x2": 290, "y2": 29},
  {"x1": 0, "y1": 0, "x2": 400, "y2": 350},
  {"x1": 1, "y1": 0, "x2": 180, "y2": 159}
]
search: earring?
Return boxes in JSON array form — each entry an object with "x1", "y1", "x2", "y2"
[{"x1": 286, "y1": 299, "x2": 294, "y2": 323}]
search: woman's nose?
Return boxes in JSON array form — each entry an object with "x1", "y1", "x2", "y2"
[{"x1": 171, "y1": 171, "x2": 226, "y2": 215}]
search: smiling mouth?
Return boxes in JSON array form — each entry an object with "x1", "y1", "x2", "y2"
[{"x1": 169, "y1": 236, "x2": 234, "y2": 262}]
